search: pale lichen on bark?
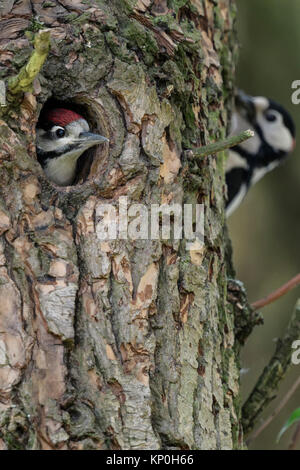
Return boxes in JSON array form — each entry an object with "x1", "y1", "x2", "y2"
[{"x1": 0, "y1": 0, "x2": 242, "y2": 450}]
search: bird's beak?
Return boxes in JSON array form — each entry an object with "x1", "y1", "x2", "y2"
[
  {"x1": 79, "y1": 132, "x2": 109, "y2": 146},
  {"x1": 235, "y1": 90, "x2": 256, "y2": 124}
]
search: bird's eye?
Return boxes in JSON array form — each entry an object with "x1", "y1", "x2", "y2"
[
  {"x1": 56, "y1": 128, "x2": 65, "y2": 138},
  {"x1": 265, "y1": 112, "x2": 277, "y2": 123}
]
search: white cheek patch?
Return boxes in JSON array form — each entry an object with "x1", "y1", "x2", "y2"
[
  {"x1": 36, "y1": 119, "x2": 91, "y2": 152},
  {"x1": 38, "y1": 135, "x2": 75, "y2": 152},
  {"x1": 257, "y1": 112, "x2": 294, "y2": 153},
  {"x1": 36, "y1": 127, "x2": 77, "y2": 153}
]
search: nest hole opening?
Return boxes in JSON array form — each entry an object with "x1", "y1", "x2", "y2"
[{"x1": 36, "y1": 96, "x2": 110, "y2": 190}]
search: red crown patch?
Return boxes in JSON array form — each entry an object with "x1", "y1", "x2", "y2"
[{"x1": 45, "y1": 108, "x2": 83, "y2": 127}]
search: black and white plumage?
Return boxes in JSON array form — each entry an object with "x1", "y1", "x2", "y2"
[
  {"x1": 226, "y1": 91, "x2": 296, "y2": 216},
  {"x1": 36, "y1": 108, "x2": 109, "y2": 186}
]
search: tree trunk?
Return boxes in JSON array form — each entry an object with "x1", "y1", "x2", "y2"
[{"x1": 0, "y1": 0, "x2": 241, "y2": 450}]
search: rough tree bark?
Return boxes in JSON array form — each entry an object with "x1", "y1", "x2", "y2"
[{"x1": 0, "y1": 0, "x2": 241, "y2": 450}]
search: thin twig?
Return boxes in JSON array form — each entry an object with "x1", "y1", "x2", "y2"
[
  {"x1": 242, "y1": 299, "x2": 300, "y2": 436},
  {"x1": 247, "y1": 375, "x2": 300, "y2": 446},
  {"x1": 252, "y1": 273, "x2": 300, "y2": 311},
  {"x1": 185, "y1": 129, "x2": 254, "y2": 160},
  {"x1": 288, "y1": 422, "x2": 300, "y2": 450},
  {"x1": 8, "y1": 29, "x2": 51, "y2": 95}
]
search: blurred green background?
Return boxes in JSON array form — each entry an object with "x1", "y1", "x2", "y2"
[{"x1": 229, "y1": 0, "x2": 300, "y2": 451}]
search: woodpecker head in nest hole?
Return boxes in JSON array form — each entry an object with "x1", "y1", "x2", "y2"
[
  {"x1": 36, "y1": 108, "x2": 109, "y2": 186},
  {"x1": 226, "y1": 90, "x2": 296, "y2": 216}
]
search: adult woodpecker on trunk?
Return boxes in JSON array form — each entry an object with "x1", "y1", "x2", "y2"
[
  {"x1": 226, "y1": 91, "x2": 296, "y2": 216},
  {"x1": 36, "y1": 108, "x2": 109, "y2": 186}
]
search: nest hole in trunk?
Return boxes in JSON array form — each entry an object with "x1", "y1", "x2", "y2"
[{"x1": 36, "y1": 95, "x2": 110, "y2": 191}]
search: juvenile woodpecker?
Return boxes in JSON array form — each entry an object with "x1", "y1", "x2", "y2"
[
  {"x1": 36, "y1": 108, "x2": 109, "y2": 186},
  {"x1": 226, "y1": 91, "x2": 296, "y2": 216}
]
